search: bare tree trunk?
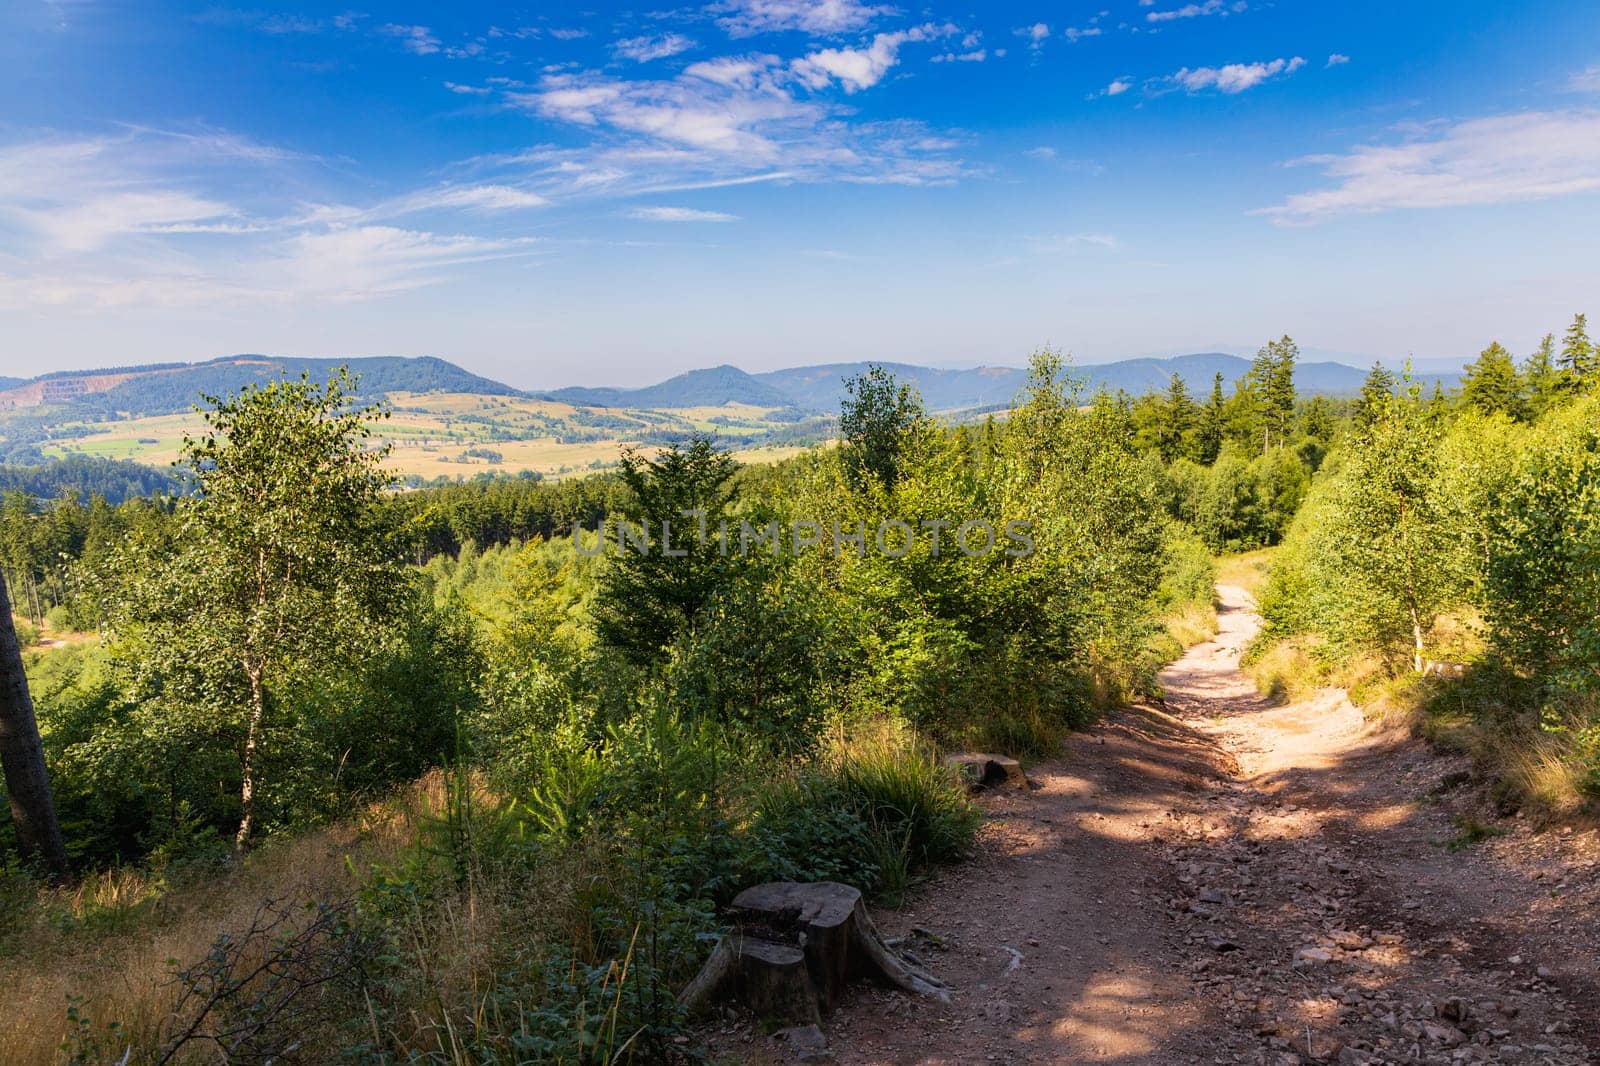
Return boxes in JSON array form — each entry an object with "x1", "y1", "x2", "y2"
[
  {"x1": 0, "y1": 570, "x2": 70, "y2": 881},
  {"x1": 1409, "y1": 596, "x2": 1425, "y2": 674},
  {"x1": 234, "y1": 664, "x2": 265, "y2": 853}
]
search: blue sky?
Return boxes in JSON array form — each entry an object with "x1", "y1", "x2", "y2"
[{"x1": 2, "y1": 0, "x2": 1598, "y2": 387}]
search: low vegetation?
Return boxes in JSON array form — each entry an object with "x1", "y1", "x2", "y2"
[{"x1": 4, "y1": 317, "x2": 1598, "y2": 1062}]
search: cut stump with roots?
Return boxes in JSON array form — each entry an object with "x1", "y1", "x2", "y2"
[
  {"x1": 944, "y1": 752, "x2": 1031, "y2": 792},
  {"x1": 680, "y1": 881, "x2": 951, "y2": 1031}
]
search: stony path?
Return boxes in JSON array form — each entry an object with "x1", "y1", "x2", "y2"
[{"x1": 706, "y1": 586, "x2": 1600, "y2": 1064}]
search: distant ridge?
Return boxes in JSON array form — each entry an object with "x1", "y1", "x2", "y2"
[
  {"x1": 545, "y1": 353, "x2": 1403, "y2": 414},
  {"x1": 546, "y1": 364, "x2": 794, "y2": 409},
  {"x1": 0, "y1": 354, "x2": 518, "y2": 416},
  {"x1": 4, "y1": 351, "x2": 1460, "y2": 426}
]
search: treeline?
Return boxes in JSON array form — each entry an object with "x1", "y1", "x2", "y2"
[{"x1": 1257, "y1": 313, "x2": 1600, "y2": 808}]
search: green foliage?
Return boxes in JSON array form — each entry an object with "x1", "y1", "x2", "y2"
[
  {"x1": 1461, "y1": 342, "x2": 1526, "y2": 419},
  {"x1": 838, "y1": 363, "x2": 928, "y2": 490},
  {"x1": 1261, "y1": 377, "x2": 1468, "y2": 669},
  {"x1": 593, "y1": 436, "x2": 739, "y2": 664},
  {"x1": 1482, "y1": 394, "x2": 1600, "y2": 688}
]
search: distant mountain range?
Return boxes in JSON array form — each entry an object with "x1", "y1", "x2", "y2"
[
  {"x1": 2, "y1": 350, "x2": 1459, "y2": 423},
  {"x1": 543, "y1": 353, "x2": 1446, "y2": 413}
]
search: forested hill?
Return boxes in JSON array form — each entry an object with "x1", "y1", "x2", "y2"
[
  {"x1": 0, "y1": 355, "x2": 517, "y2": 419},
  {"x1": 546, "y1": 353, "x2": 1407, "y2": 413},
  {"x1": 0, "y1": 455, "x2": 178, "y2": 504}
]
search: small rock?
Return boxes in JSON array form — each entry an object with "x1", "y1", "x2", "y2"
[
  {"x1": 1421, "y1": 1021, "x2": 1466, "y2": 1047},
  {"x1": 1294, "y1": 946, "x2": 1335, "y2": 969}
]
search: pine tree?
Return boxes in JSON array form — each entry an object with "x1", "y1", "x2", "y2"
[
  {"x1": 1522, "y1": 333, "x2": 1557, "y2": 416},
  {"x1": 1194, "y1": 372, "x2": 1226, "y2": 464},
  {"x1": 1353, "y1": 362, "x2": 1397, "y2": 427},
  {"x1": 1460, "y1": 341, "x2": 1524, "y2": 419},
  {"x1": 1155, "y1": 372, "x2": 1196, "y2": 461},
  {"x1": 1249, "y1": 336, "x2": 1298, "y2": 452},
  {"x1": 1558, "y1": 313, "x2": 1595, "y2": 393}
]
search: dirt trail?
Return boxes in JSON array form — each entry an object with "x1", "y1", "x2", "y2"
[{"x1": 708, "y1": 586, "x2": 1600, "y2": 1064}]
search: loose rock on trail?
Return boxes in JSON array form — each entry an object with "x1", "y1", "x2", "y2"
[{"x1": 704, "y1": 585, "x2": 1600, "y2": 1064}]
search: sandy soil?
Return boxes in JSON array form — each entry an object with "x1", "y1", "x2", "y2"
[{"x1": 705, "y1": 585, "x2": 1600, "y2": 1064}]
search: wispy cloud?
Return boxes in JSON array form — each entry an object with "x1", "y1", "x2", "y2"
[
  {"x1": 1258, "y1": 109, "x2": 1600, "y2": 225},
  {"x1": 380, "y1": 24, "x2": 440, "y2": 56},
  {"x1": 0, "y1": 130, "x2": 541, "y2": 310},
  {"x1": 627, "y1": 206, "x2": 739, "y2": 222},
  {"x1": 1101, "y1": 78, "x2": 1132, "y2": 97},
  {"x1": 1146, "y1": 0, "x2": 1247, "y2": 22},
  {"x1": 614, "y1": 33, "x2": 697, "y2": 63},
  {"x1": 1026, "y1": 232, "x2": 1119, "y2": 251},
  {"x1": 1161, "y1": 56, "x2": 1305, "y2": 94},
  {"x1": 385, "y1": 185, "x2": 550, "y2": 213},
  {"x1": 716, "y1": 0, "x2": 889, "y2": 37},
  {"x1": 1326, "y1": 53, "x2": 1351, "y2": 68},
  {"x1": 495, "y1": 29, "x2": 971, "y2": 193},
  {"x1": 1569, "y1": 64, "x2": 1600, "y2": 93}
]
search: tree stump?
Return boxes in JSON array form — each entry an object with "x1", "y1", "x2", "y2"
[
  {"x1": 680, "y1": 882, "x2": 950, "y2": 1027},
  {"x1": 944, "y1": 752, "x2": 1030, "y2": 791}
]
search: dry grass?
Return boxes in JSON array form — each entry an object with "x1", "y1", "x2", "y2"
[
  {"x1": 1215, "y1": 547, "x2": 1276, "y2": 601},
  {"x1": 1243, "y1": 635, "x2": 1333, "y2": 704},
  {"x1": 1498, "y1": 732, "x2": 1591, "y2": 816},
  {"x1": 0, "y1": 777, "x2": 437, "y2": 1064},
  {"x1": 1163, "y1": 601, "x2": 1218, "y2": 650}
]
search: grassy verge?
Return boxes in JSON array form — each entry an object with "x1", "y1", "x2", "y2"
[{"x1": 0, "y1": 725, "x2": 979, "y2": 1065}]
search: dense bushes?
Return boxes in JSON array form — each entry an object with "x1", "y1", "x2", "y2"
[{"x1": 1258, "y1": 332, "x2": 1600, "y2": 808}]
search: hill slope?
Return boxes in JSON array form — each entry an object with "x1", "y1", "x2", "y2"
[
  {"x1": 0, "y1": 355, "x2": 518, "y2": 417},
  {"x1": 545, "y1": 365, "x2": 793, "y2": 409}
]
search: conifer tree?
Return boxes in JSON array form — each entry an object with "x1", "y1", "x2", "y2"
[
  {"x1": 1155, "y1": 372, "x2": 1196, "y2": 461},
  {"x1": 1353, "y1": 362, "x2": 1397, "y2": 427},
  {"x1": 1559, "y1": 313, "x2": 1595, "y2": 393},
  {"x1": 1522, "y1": 333, "x2": 1558, "y2": 416},
  {"x1": 1194, "y1": 372, "x2": 1226, "y2": 464},
  {"x1": 1461, "y1": 341, "x2": 1524, "y2": 419}
]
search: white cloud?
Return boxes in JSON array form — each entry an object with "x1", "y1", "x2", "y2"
[
  {"x1": 1146, "y1": 0, "x2": 1246, "y2": 22},
  {"x1": 380, "y1": 24, "x2": 440, "y2": 56},
  {"x1": 1326, "y1": 53, "x2": 1350, "y2": 68},
  {"x1": 1570, "y1": 65, "x2": 1600, "y2": 92},
  {"x1": 270, "y1": 226, "x2": 534, "y2": 301},
  {"x1": 792, "y1": 23, "x2": 953, "y2": 93},
  {"x1": 930, "y1": 49, "x2": 987, "y2": 63},
  {"x1": 0, "y1": 131, "x2": 541, "y2": 310},
  {"x1": 1017, "y1": 22, "x2": 1049, "y2": 49},
  {"x1": 1259, "y1": 109, "x2": 1600, "y2": 225},
  {"x1": 1164, "y1": 56, "x2": 1304, "y2": 94},
  {"x1": 1104, "y1": 78, "x2": 1132, "y2": 96},
  {"x1": 627, "y1": 206, "x2": 739, "y2": 222},
  {"x1": 1021, "y1": 232, "x2": 1120, "y2": 255},
  {"x1": 684, "y1": 55, "x2": 780, "y2": 89},
  {"x1": 496, "y1": 63, "x2": 968, "y2": 193},
  {"x1": 716, "y1": 0, "x2": 889, "y2": 37},
  {"x1": 1024, "y1": 146, "x2": 1055, "y2": 159},
  {"x1": 614, "y1": 33, "x2": 697, "y2": 63},
  {"x1": 444, "y1": 81, "x2": 491, "y2": 95},
  {"x1": 549, "y1": 28, "x2": 589, "y2": 41},
  {"x1": 388, "y1": 184, "x2": 550, "y2": 213}
]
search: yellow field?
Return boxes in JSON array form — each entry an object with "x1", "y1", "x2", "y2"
[{"x1": 38, "y1": 393, "x2": 810, "y2": 480}]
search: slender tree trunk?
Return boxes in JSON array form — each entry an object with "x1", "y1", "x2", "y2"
[
  {"x1": 1408, "y1": 596, "x2": 1425, "y2": 674},
  {"x1": 0, "y1": 570, "x2": 71, "y2": 881},
  {"x1": 235, "y1": 663, "x2": 265, "y2": 853}
]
